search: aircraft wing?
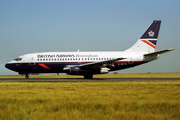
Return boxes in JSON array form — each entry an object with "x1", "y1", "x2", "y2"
[
  {"x1": 144, "y1": 49, "x2": 174, "y2": 56},
  {"x1": 79, "y1": 57, "x2": 126, "y2": 69}
]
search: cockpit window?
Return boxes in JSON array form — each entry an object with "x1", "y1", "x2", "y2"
[{"x1": 14, "y1": 57, "x2": 22, "y2": 61}]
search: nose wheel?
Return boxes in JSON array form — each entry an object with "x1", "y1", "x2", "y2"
[{"x1": 25, "y1": 73, "x2": 29, "y2": 79}]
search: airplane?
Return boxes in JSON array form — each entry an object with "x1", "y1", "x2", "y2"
[{"x1": 5, "y1": 20, "x2": 174, "y2": 79}]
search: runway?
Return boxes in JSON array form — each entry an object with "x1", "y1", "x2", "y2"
[{"x1": 0, "y1": 78, "x2": 180, "y2": 82}]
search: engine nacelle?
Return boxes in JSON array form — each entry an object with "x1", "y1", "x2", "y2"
[
  {"x1": 67, "y1": 67, "x2": 110, "y2": 75},
  {"x1": 68, "y1": 66, "x2": 93, "y2": 75}
]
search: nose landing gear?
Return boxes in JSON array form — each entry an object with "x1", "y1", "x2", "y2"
[{"x1": 25, "y1": 73, "x2": 29, "y2": 79}]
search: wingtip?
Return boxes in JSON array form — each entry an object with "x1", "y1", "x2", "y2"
[
  {"x1": 167, "y1": 48, "x2": 175, "y2": 51},
  {"x1": 153, "y1": 20, "x2": 161, "y2": 22}
]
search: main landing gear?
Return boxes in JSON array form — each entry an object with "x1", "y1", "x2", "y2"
[
  {"x1": 25, "y1": 73, "x2": 29, "y2": 79},
  {"x1": 83, "y1": 74, "x2": 93, "y2": 79}
]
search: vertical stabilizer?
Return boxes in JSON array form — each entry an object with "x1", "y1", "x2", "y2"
[{"x1": 125, "y1": 20, "x2": 161, "y2": 53}]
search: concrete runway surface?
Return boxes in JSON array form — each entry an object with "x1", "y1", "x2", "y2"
[{"x1": 0, "y1": 78, "x2": 180, "y2": 82}]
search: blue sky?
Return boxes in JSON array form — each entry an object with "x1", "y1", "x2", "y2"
[{"x1": 0, "y1": 0, "x2": 179, "y2": 75}]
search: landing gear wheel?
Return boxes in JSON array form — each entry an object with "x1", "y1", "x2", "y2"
[
  {"x1": 84, "y1": 74, "x2": 93, "y2": 79},
  {"x1": 25, "y1": 73, "x2": 29, "y2": 79}
]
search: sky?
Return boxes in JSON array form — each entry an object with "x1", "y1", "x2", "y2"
[{"x1": 0, "y1": 0, "x2": 180, "y2": 75}]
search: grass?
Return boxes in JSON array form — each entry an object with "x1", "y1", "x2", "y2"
[
  {"x1": 0, "y1": 81, "x2": 180, "y2": 120},
  {"x1": 0, "y1": 72, "x2": 180, "y2": 78}
]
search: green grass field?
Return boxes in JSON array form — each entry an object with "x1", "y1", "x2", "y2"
[
  {"x1": 0, "y1": 81, "x2": 180, "y2": 120},
  {"x1": 1, "y1": 72, "x2": 180, "y2": 78}
]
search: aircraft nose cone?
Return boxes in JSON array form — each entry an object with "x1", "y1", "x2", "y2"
[
  {"x1": 5, "y1": 63, "x2": 23, "y2": 73},
  {"x1": 5, "y1": 63, "x2": 11, "y2": 69},
  {"x1": 5, "y1": 63, "x2": 19, "y2": 72}
]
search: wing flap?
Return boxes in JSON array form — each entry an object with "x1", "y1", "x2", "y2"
[{"x1": 79, "y1": 57, "x2": 126, "y2": 69}]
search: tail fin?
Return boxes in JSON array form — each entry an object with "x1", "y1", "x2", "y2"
[{"x1": 125, "y1": 20, "x2": 161, "y2": 53}]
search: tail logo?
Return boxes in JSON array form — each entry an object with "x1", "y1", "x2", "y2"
[{"x1": 148, "y1": 31, "x2": 154, "y2": 37}]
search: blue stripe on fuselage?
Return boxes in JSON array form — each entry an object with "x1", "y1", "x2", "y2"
[{"x1": 5, "y1": 61, "x2": 147, "y2": 74}]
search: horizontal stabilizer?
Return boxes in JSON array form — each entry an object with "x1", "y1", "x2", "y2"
[{"x1": 144, "y1": 49, "x2": 174, "y2": 56}]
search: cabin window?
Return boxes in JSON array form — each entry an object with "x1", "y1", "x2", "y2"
[{"x1": 14, "y1": 57, "x2": 22, "y2": 61}]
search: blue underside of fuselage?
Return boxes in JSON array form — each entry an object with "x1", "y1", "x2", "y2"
[{"x1": 5, "y1": 61, "x2": 148, "y2": 74}]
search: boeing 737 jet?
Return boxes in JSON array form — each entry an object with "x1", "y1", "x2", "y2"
[{"x1": 5, "y1": 20, "x2": 174, "y2": 79}]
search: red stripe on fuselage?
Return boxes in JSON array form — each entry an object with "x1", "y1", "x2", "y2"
[
  {"x1": 141, "y1": 40, "x2": 156, "y2": 49},
  {"x1": 38, "y1": 63, "x2": 51, "y2": 69}
]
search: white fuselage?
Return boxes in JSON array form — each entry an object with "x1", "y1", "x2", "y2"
[{"x1": 6, "y1": 51, "x2": 156, "y2": 74}]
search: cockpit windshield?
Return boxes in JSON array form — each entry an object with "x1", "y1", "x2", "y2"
[{"x1": 14, "y1": 57, "x2": 22, "y2": 61}]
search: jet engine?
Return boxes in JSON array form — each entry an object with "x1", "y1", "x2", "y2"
[{"x1": 67, "y1": 66, "x2": 109, "y2": 75}]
